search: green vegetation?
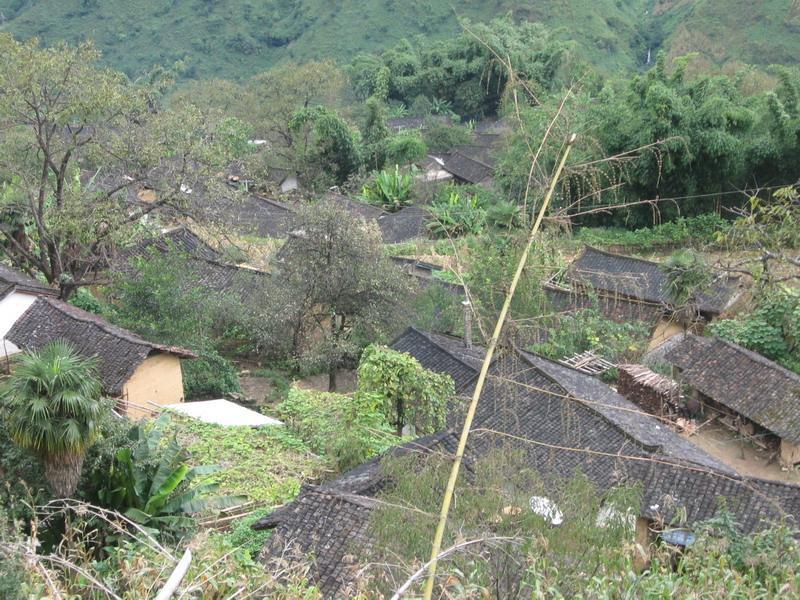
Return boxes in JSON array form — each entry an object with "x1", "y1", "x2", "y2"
[
  {"x1": 162, "y1": 414, "x2": 321, "y2": 503},
  {"x1": 111, "y1": 250, "x2": 244, "y2": 399},
  {"x1": 428, "y1": 189, "x2": 487, "y2": 238},
  {"x1": 5, "y1": 0, "x2": 799, "y2": 83},
  {"x1": 92, "y1": 415, "x2": 244, "y2": 540},
  {"x1": 530, "y1": 307, "x2": 651, "y2": 367},
  {"x1": 574, "y1": 213, "x2": 730, "y2": 250},
  {"x1": 358, "y1": 344, "x2": 454, "y2": 435},
  {"x1": 1, "y1": 341, "x2": 105, "y2": 497},
  {"x1": 277, "y1": 387, "x2": 396, "y2": 473},
  {"x1": 362, "y1": 166, "x2": 413, "y2": 212},
  {"x1": 362, "y1": 448, "x2": 800, "y2": 598},
  {"x1": 711, "y1": 287, "x2": 800, "y2": 373}
]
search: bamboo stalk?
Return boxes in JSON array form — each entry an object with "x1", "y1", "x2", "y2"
[{"x1": 420, "y1": 134, "x2": 577, "y2": 600}]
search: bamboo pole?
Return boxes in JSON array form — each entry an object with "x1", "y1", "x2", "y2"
[{"x1": 420, "y1": 134, "x2": 577, "y2": 600}]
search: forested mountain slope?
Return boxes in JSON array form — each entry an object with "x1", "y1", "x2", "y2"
[{"x1": 1, "y1": 0, "x2": 797, "y2": 80}]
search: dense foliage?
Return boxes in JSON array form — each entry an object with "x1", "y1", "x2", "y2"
[
  {"x1": 358, "y1": 344, "x2": 454, "y2": 435},
  {"x1": 111, "y1": 249, "x2": 243, "y2": 398},
  {"x1": 92, "y1": 415, "x2": 243, "y2": 540},
  {"x1": 277, "y1": 386, "x2": 396, "y2": 472},
  {"x1": 711, "y1": 287, "x2": 800, "y2": 373}
]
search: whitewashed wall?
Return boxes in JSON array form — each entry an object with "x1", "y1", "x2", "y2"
[{"x1": 0, "y1": 291, "x2": 37, "y2": 356}]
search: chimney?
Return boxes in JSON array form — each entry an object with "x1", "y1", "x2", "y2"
[{"x1": 462, "y1": 300, "x2": 472, "y2": 349}]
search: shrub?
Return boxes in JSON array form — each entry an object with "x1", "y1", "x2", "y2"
[
  {"x1": 530, "y1": 308, "x2": 650, "y2": 364},
  {"x1": 91, "y1": 415, "x2": 244, "y2": 540},
  {"x1": 386, "y1": 131, "x2": 427, "y2": 165},
  {"x1": 357, "y1": 344, "x2": 454, "y2": 435},
  {"x1": 182, "y1": 348, "x2": 241, "y2": 399},
  {"x1": 277, "y1": 387, "x2": 396, "y2": 472}
]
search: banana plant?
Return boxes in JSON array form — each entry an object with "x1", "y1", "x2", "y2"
[
  {"x1": 96, "y1": 415, "x2": 244, "y2": 539},
  {"x1": 362, "y1": 165, "x2": 413, "y2": 212}
]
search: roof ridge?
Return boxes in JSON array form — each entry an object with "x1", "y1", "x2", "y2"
[
  {"x1": 407, "y1": 327, "x2": 485, "y2": 375},
  {"x1": 40, "y1": 297, "x2": 153, "y2": 350}
]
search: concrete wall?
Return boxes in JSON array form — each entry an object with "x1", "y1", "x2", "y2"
[
  {"x1": 0, "y1": 291, "x2": 37, "y2": 357},
  {"x1": 122, "y1": 353, "x2": 185, "y2": 419}
]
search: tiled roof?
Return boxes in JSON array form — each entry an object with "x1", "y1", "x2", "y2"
[
  {"x1": 0, "y1": 263, "x2": 57, "y2": 298},
  {"x1": 324, "y1": 191, "x2": 386, "y2": 222},
  {"x1": 378, "y1": 206, "x2": 429, "y2": 243},
  {"x1": 115, "y1": 227, "x2": 272, "y2": 300},
  {"x1": 566, "y1": 246, "x2": 741, "y2": 315},
  {"x1": 441, "y1": 151, "x2": 493, "y2": 184},
  {"x1": 116, "y1": 226, "x2": 222, "y2": 266},
  {"x1": 192, "y1": 193, "x2": 297, "y2": 238},
  {"x1": 390, "y1": 327, "x2": 484, "y2": 392},
  {"x1": 518, "y1": 351, "x2": 733, "y2": 473},
  {"x1": 255, "y1": 433, "x2": 459, "y2": 598},
  {"x1": 7, "y1": 297, "x2": 195, "y2": 395},
  {"x1": 255, "y1": 347, "x2": 800, "y2": 595},
  {"x1": 665, "y1": 335, "x2": 800, "y2": 444},
  {"x1": 255, "y1": 343, "x2": 800, "y2": 595},
  {"x1": 543, "y1": 282, "x2": 664, "y2": 326}
]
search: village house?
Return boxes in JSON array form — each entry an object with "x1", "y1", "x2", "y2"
[
  {"x1": 116, "y1": 225, "x2": 273, "y2": 301},
  {"x1": 545, "y1": 246, "x2": 742, "y2": 350},
  {"x1": 7, "y1": 297, "x2": 195, "y2": 419},
  {"x1": 666, "y1": 334, "x2": 800, "y2": 467},
  {"x1": 253, "y1": 327, "x2": 800, "y2": 597},
  {"x1": 0, "y1": 263, "x2": 58, "y2": 360}
]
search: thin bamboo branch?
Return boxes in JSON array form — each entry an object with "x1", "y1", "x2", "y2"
[{"x1": 421, "y1": 133, "x2": 577, "y2": 600}]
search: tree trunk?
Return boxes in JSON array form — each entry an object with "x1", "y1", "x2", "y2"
[
  {"x1": 43, "y1": 451, "x2": 85, "y2": 497},
  {"x1": 328, "y1": 368, "x2": 337, "y2": 392}
]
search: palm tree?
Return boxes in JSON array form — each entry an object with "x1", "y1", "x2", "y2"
[{"x1": 1, "y1": 341, "x2": 104, "y2": 497}]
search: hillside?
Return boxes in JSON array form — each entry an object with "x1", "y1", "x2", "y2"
[
  {"x1": 0, "y1": 0, "x2": 654, "y2": 79},
  {"x1": 2, "y1": 1, "x2": 797, "y2": 81}
]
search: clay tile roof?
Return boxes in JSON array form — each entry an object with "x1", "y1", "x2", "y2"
[
  {"x1": 377, "y1": 205, "x2": 429, "y2": 243},
  {"x1": 666, "y1": 335, "x2": 800, "y2": 444},
  {"x1": 566, "y1": 246, "x2": 741, "y2": 315},
  {"x1": 7, "y1": 297, "x2": 195, "y2": 395},
  {"x1": 390, "y1": 327, "x2": 485, "y2": 392},
  {"x1": 116, "y1": 226, "x2": 223, "y2": 266},
  {"x1": 254, "y1": 345, "x2": 800, "y2": 594},
  {"x1": 255, "y1": 432, "x2": 459, "y2": 598},
  {"x1": 441, "y1": 150, "x2": 493, "y2": 184},
  {"x1": 0, "y1": 263, "x2": 57, "y2": 298}
]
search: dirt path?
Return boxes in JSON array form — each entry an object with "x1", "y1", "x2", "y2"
[
  {"x1": 295, "y1": 370, "x2": 357, "y2": 394},
  {"x1": 682, "y1": 422, "x2": 800, "y2": 484}
]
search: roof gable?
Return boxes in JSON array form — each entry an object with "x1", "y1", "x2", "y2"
[
  {"x1": 7, "y1": 298, "x2": 194, "y2": 395},
  {"x1": 666, "y1": 335, "x2": 800, "y2": 444},
  {"x1": 390, "y1": 327, "x2": 484, "y2": 392}
]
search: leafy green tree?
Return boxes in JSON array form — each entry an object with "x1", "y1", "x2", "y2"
[
  {"x1": 111, "y1": 249, "x2": 243, "y2": 398},
  {"x1": 385, "y1": 130, "x2": 428, "y2": 165},
  {"x1": 93, "y1": 415, "x2": 243, "y2": 539},
  {"x1": 270, "y1": 201, "x2": 411, "y2": 390},
  {"x1": 1, "y1": 341, "x2": 104, "y2": 497},
  {"x1": 289, "y1": 106, "x2": 362, "y2": 186},
  {"x1": 710, "y1": 287, "x2": 800, "y2": 373},
  {"x1": 277, "y1": 387, "x2": 396, "y2": 472},
  {"x1": 357, "y1": 344, "x2": 454, "y2": 435},
  {"x1": 0, "y1": 35, "x2": 231, "y2": 298}
]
